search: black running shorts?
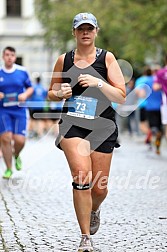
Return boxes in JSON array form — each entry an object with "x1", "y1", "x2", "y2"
[
  {"x1": 55, "y1": 118, "x2": 119, "y2": 153},
  {"x1": 146, "y1": 110, "x2": 162, "y2": 131}
]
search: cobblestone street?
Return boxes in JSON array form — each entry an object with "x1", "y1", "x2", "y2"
[{"x1": 0, "y1": 132, "x2": 167, "y2": 252}]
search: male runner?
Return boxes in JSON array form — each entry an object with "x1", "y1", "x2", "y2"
[{"x1": 0, "y1": 46, "x2": 33, "y2": 178}]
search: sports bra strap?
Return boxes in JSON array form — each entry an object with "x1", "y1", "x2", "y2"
[{"x1": 71, "y1": 48, "x2": 102, "y2": 62}]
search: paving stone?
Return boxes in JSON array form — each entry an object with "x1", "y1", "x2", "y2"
[{"x1": 0, "y1": 134, "x2": 167, "y2": 251}]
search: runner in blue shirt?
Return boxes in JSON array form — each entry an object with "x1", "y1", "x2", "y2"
[
  {"x1": 144, "y1": 71, "x2": 162, "y2": 154},
  {"x1": 135, "y1": 67, "x2": 162, "y2": 154},
  {"x1": 135, "y1": 68, "x2": 151, "y2": 143},
  {"x1": 0, "y1": 46, "x2": 33, "y2": 179},
  {"x1": 28, "y1": 76, "x2": 47, "y2": 138}
]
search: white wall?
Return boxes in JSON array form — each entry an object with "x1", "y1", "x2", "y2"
[
  {"x1": 0, "y1": 0, "x2": 5, "y2": 18},
  {"x1": 0, "y1": 0, "x2": 57, "y2": 87},
  {"x1": 22, "y1": 0, "x2": 34, "y2": 18}
]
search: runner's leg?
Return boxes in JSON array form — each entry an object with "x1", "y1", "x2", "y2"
[
  {"x1": 12, "y1": 134, "x2": 25, "y2": 157},
  {"x1": 90, "y1": 151, "x2": 112, "y2": 211},
  {"x1": 0, "y1": 132, "x2": 13, "y2": 169},
  {"x1": 60, "y1": 137, "x2": 92, "y2": 235}
]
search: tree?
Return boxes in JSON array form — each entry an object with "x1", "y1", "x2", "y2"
[{"x1": 35, "y1": 0, "x2": 167, "y2": 69}]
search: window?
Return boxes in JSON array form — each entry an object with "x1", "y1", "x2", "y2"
[
  {"x1": 16, "y1": 57, "x2": 23, "y2": 65},
  {"x1": 6, "y1": 0, "x2": 21, "y2": 17}
]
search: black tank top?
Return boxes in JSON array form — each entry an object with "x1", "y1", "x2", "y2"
[{"x1": 61, "y1": 49, "x2": 115, "y2": 124}]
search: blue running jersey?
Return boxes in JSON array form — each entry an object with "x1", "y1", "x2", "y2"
[
  {"x1": 0, "y1": 64, "x2": 32, "y2": 114},
  {"x1": 0, "y1": 64, "x2": 32, "y2": 135}
]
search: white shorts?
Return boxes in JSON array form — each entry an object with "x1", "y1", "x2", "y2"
[{"x1": 161, "y1": 93, "x2": 167, "y2": 125}]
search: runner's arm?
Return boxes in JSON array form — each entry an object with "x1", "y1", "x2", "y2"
[
  {"x1": 78, "y1": 52, "x2": 126, "y2": 104},
  {"x1": 0, "y1": 92, "x2": 4, "y2": 99},
  {"x1": 101, "y1": 52, "x2": 126, "y2": 104},
  {"x1": 18, "y1": 87, "x2": 34, "y2": 102},
  {"x1": 48, "y1": 54, "x2": 72, "y2": 101},
  {"x1": 153, "y1": 82, "x2": 162, "y2": 91}
]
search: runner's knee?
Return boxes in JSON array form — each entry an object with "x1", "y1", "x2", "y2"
[
  {"x1": 91, "y1": 185, "x2": 108, "y2": 197},
  {"x1": 72, "y1": 170, "x2": 92, "y2": 184},
  {"x1": 72, "y1": 170, "x2": 92, "y2": 190},
  {"x1": 13, "y1": 136, "x2": 25, "y2": 146},
  {"x1": 1, "y1": 132, "x2": 12, "y2": 144}
]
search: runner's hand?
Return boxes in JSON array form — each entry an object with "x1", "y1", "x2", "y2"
[
  {"x1": 18, "y1": 93, "x2": 27, "y2": 102},
  {"x1": 78, "y1": 74, "x2": 99, "y2": 88},
  {"x1": 59, "y1": 83, "x2": 72, "y2": 99},
  {"x1": 0, "y1": 92, "x2": 4, "y2": 99}
]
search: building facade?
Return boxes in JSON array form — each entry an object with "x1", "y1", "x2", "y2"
[{"x1": 0, "y1": 0, "x2": 57, "y2": 86}]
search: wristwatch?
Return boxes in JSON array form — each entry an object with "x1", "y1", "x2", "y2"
[{"x1": 97, "y1": 80, "x2": 103, "y2": 88}]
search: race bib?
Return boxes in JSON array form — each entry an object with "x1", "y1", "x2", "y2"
[
  {"x1": 67, "y1": 95, "x2": 98, "y2": 119},
  {"x1": 3, "y1": 92, "x2": 18, "y2": 107}
]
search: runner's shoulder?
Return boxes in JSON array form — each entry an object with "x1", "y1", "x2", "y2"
[
  {"x1": 57, "y1": 53, "x2": 66, "y2": 63},
  {"x1": 105, "y1": 51, "x2": 116, "y2": 66},
  {"x1": 14, "y1": 64, "x2": 27, "y2": 72},
  {"x1": 54, "y1": 53, "x2": 66, "y2": 71}
]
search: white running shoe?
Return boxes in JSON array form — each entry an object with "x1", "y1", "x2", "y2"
[
  {"x1": 78, "y1": 234, "x2": 94, "y2": 252},
  {"x1": 90, "y1": 208, "x2": 100, "y2": 235}
]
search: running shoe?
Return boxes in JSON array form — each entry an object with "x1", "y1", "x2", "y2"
[
  {"x1": 145, "y1": 130, "x2": 152, "y2": 144},
  {"x1": 78, "y1": 234, "x2": 94, "y2": 252},
  {"x1": 15, "y1": 156, "x2": 22, "y2": 170},
  {"x1": 155, "y1": 138, "x2": 161, "y2": 155},
  {"x1": 90, "y1": 208, "x2": 100, "y2": 235},
  {"x1": 3, "y1": 169, "x2": 12, "y2": 179}
]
